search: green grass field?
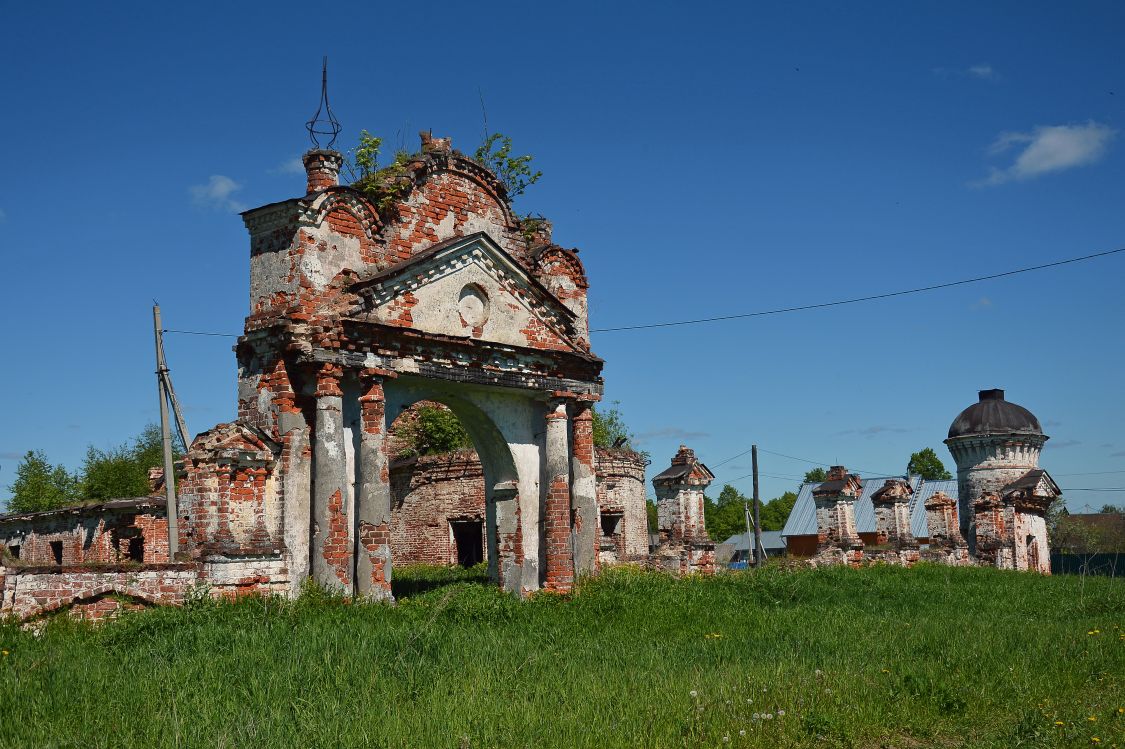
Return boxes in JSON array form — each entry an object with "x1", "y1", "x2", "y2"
[{"x1": 1, "y1": 564, "x2": 1122, "y2": 748}]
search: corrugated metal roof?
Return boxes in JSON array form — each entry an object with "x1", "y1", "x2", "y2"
[
  {"x1": 910, "y1": 479, "x2": 958, "y2": 539},
  {"x1": 719, "y1": 530, "x2": 787, "y2": 552},
  {"x1": 781, "y1": 476, "x2": 959, "y2": 539}
]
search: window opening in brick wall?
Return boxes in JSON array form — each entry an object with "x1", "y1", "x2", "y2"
[
  {"x1": 128, "y1": 535, "x2": 146, "y2": 563},
  {"x1": 7, "y1": 544, "x2": 19, "y2": 560},
  {"x1": 601, "y1": 513, "x2": 623, "y2": 538},
  {"x1": 451, "y1": 520, "x2": 484, "y2": 567},
  {"x1": 50, "y1": 540, "x2": 63, "y2": 565}
]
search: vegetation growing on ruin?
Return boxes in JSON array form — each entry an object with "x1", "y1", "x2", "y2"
[
  {"x1": 2, "y1": 564, "x2": 1122, "y2": 748},
  {"x1": 473, "y1": 133, "x2": 542, "y2": 199},
  {"x1": 346, "y1": 129, "x2": 541, "y2": 216}
]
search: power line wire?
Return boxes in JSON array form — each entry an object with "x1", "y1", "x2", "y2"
[
  {"x1": 591, "y1": 246, "x2": 1125, "y2": 333},
  {"x1": 161, "y1": 245, "x2": 1125, "y2": 339},
  {"x1": 163, "y1": 329, "x2": 238, "y2": 338}
]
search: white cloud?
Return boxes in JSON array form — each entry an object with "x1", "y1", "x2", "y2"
[
  {"x1": 967, "y1": 64, "x2": 997, "y2": 80},
  {"x1": 0, "y1": 208, "x2": 7, "y2": 222},
  {"x1": 976, "y1": 122, "x2": 1116, "y2": 186},
  {"x1": 972, "y1": 296, "x2": 993, "y2": 310},
  {"x1": 269, "y1": 157, "x2": 305, "y2": 175},
  {"x1": 190, "y1": 175, "x2": 246, "y2": 212}
]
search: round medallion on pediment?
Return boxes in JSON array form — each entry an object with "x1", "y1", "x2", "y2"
[{"x1": 458, "y1": 284, "x2": 489, "y2": 328}]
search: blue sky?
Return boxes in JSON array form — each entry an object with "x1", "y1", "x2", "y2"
[{"x1": 1, "y1": 1, "x2": 1123, "y2": 511}]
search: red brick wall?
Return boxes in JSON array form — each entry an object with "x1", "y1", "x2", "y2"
[
  {"x1": 0, "y1": 505, "x2": 170, "y2": 566},
  {"x1": 389, "y1": 451, "x2": 486, "y2": 565}
]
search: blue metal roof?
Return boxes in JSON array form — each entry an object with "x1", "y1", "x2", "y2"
[
  {"x1": 719, "y1": 530, "x2": 787, "y2": 553},
  {"x1": 910, "y1": 479, "x2": 959, "y2": 539},
  {"x1": 781, "y1": 476, "x2": 959, "y2": 539}
]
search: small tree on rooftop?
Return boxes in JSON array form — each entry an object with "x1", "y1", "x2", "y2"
[{"x1": 474, "y1": 134, "x2": 541, "y2": 199}]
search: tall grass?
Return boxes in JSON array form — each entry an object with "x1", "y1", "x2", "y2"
[{"x1": 1, "y1": 564, "x2": 1122, "y2": 748}]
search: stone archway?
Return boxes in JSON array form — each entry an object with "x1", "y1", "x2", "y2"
[
  {"x1": 379, "y1": 379, "x2": 528, "y2": 593},
  {"x1": 182, "y1": 135, "x2": 605, "y2": 602}
]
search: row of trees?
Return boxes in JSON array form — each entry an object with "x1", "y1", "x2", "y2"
[{"x1": 5, "y1": 425, "x2": 179, "y2": 514}]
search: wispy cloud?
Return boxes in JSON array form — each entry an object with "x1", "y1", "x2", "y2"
[
  {"x1": 0, "y1": 451, "x2": 25, "y2": 460},
  {"x1": 967, "y1": 64, "x2": 998, "y2": 80},
  {"x1": 838, "y1": 425, "x2": 914, "y2": 437},
  {"x1": 972, "y1": 296, "x2": 993, "y2": 310},
  {"x1": 1111, "y1": 450, "x2": 1125, "y2": 458},
  {"x1": 190, "y1": 175, "x2": 247, "y2": 212},
  {"x1": 975, "y1": 122, "x2": 1116, "y2": 186},
  {"x1": 269, "y1": 157, "x2": 305, "y2": 175},
  {"x1": 933, "y1": 64, "x2": 1000, "y2": 81},
  {"x1": 1045, "y1": 419, "x2": 1064, "y2": 427},
  {"x1": 0, "y1": 208, "x2": 7, "y2": 222},
  {"x1": 633, "y1": 427, "x2": 710, "y2": 445},
  {"x1": 1049, "y1": 439, "x2": 1081, "y2": 449}
]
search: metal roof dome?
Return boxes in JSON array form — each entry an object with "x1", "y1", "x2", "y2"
[{"x1": 947, "y1": 389, "x2": 1043, "y2": 440}]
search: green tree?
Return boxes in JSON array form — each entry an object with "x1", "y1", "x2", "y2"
[
  {"x1": 1100, "y1": 504, "x2": 1121, "y2": 514},
  {"x1": 907, "y1": 447, "x2": 953, "y2": 480},
  {"x1": 395, "y1": 404, "x2": 473, "y2": 457},
  {"x1": 6, "y1": 450, "x2": 80, "y2": 513},
  {"x1": 705, "y1": 485, "x2": 749, "y2": 542},
  {"x1": 760, "y1": 491, "x2": 798, "y2": 531},
  {"x1": 591, "y1": 402, "x2": 633, "y2": 449},
  {"x1": 81, "y1": 424, "x2": 181, "y2": 500},
  {"x1": 804, "y1": 467, "x2": 827, "y2": 483},
  {"x1": 646, "y1": 500, "x2": 658, "y2": 533}
]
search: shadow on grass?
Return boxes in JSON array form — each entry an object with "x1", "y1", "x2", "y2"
[{"x1": 391, "y1": 562, "x2": 491, "y2": 599}]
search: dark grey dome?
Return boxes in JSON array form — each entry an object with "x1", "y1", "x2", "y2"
[{"x1": 947, "y1": 389, "x2": 1043, "y2": 439}]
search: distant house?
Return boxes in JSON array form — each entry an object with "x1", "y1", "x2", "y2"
[
  {"x1": 781, "y1": 476, "x2": 959, "y2": 556},
  {"x1": 717, "y1": 531, "x2": 787, "y2": 567}
]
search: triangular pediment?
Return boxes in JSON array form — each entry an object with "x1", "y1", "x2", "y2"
[{"x1": 349, "y1": 232, "x2": 584, "y2": 353}]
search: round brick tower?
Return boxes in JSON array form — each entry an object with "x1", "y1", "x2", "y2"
[{"x1": 944, "y1": 389, "x2": 1049, "y2": 554}]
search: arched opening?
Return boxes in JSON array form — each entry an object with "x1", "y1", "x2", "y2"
[
  {"x1": 386, "y1": 401, "x2": 488, "y2": 570},
  {"x1": 376, "y1": 377, "x2": 526, "y2": 596}
]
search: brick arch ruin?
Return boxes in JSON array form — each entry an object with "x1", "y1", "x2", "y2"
[{"x1": 178, "y1": 134, "x2": 607, "y2": 600}]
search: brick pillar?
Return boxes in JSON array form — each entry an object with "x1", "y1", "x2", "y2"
[
  {"x1": 311, "y1": 363, "x2": 350, "y2": 592},
  {"x1": 543, "y1": 399, "x2": 574, "y2": 591},
  {"x1": 355, "y1": 369, "x2": 393, "y2": 601},
  {"x1": 303, "y1": 149, "x2": 343, "y2": 193},
  {"x1": 570, "y1": 402, "x2": 599, "y2": 577}
]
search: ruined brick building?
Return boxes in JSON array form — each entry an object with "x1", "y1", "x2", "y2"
[
  {"x1": 1, "y1": 133, "x2": 714, "y2": 620},
  {"x1": 786, "y1": 389, "x2": 1057, "y2": 572}
]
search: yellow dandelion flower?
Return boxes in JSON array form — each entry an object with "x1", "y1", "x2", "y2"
[
  {"x1": 1, "y1": 650, "x2": 8, "y2": 657},
  {"x1": 881, "y1": 668, "x2": 890, "y2": 674},
  {"x1": 1088, "y1": 716, "x2": 1098, "y2": 722},
  {"x1": 1091, "y1": 738, "x2": 1100, "y2": 744},
  {"x1": 1056, "y1": 721, "x2": 1066, "y2": 726}
]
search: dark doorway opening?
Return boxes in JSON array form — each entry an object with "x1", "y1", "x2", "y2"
[
  {"x1": 451, "y1": 520, "x2": 484, "y2": 567},
  {"x1": 50, "y1": 540, "x2": 63, "y2": 565},
  {"x1": 128, "y1": 535, "x2": 146, "y2": 563}
]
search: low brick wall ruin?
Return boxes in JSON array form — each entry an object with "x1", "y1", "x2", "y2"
[{"x1": 0, "y1": 563, "x2": 199, "y2": 622}]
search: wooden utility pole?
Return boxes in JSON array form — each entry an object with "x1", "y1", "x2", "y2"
[
  {"x1": 752, "y1": 444, "x2": 762, "y2": 567},
  {"x1": 153, "y1": 304, "x2": 179, "y2": 559}
]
